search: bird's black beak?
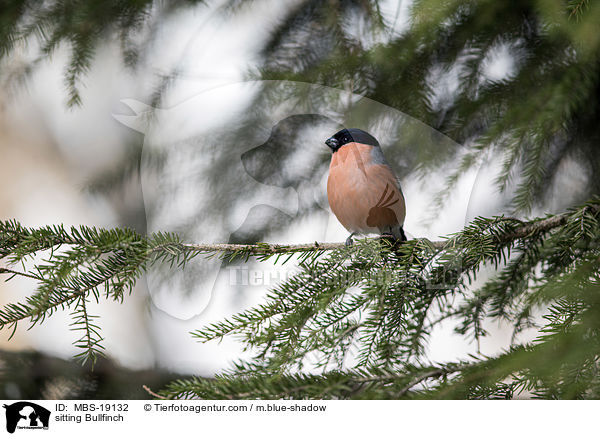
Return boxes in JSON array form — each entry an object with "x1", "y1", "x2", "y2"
[{"x1": 325, "y1": 137, "x2": 339, "y2": 151}]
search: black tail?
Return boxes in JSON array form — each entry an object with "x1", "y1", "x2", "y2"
[{"x1": 398, "y1": 226, "x2": 407, "y2": 242}]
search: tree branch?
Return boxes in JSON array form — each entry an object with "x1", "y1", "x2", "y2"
[
  {"x1": 0, "y1": 267, "x2": 41, "y2": 281},
  {"x1": 143, "y1": 384, "x2": 168, "y2": 400},
  {"x1": 175, "y1": 211, "x2": 578, "y2": 255},
  {"x1": 394, "y1": 367, "x2": 458, "y2": 397}
]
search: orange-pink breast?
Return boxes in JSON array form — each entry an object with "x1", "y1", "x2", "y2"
[{"x1": 327, "y1": 142, "x2": 405, "y2": 234}]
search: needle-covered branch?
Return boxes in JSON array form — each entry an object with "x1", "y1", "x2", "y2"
[
  {"x1": 1, "y1": 198, "x2": 599, "y2": 394},
  {"x1": 170, "y1": 209, "x2": 582, "y2": 256}
]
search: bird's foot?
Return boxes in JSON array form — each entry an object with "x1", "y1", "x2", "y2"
[
  {"x1": 345, "y1": 235, "x2": 354, "y2": 246},
  {"x1": 380, "y1": 232, "x2": 396, "y2": 242}
]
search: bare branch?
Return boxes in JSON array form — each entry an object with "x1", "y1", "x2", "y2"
[{"x1": 175, "y1": 211, "x2": 577, "y2": 255}]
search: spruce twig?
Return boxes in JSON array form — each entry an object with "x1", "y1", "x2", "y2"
[{"x1": 1, "y1": 199, "x2": 598, "y2": 398}]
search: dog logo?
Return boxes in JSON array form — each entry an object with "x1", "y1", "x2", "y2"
[
  {"x1": 3, "y1": 402, "x2": 50, "y2": 433},
  {"x1": 112, "y1": 80, "x2": 465, "y2": 316}
]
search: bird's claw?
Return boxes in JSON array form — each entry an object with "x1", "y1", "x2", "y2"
[
  {"x1": 379, "y1": 233, "x2": 397, "y2": 246},
  {"x1": 345, "y1": 235, "x2": 354, "y2": 246}
]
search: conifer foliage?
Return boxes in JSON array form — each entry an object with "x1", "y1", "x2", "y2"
[
  {"x1": 1, "y1": 199, "x2": 599, "y2": 398},
  {"x1": 1, "y1": 0, "x2": 600, "y2": 399}
]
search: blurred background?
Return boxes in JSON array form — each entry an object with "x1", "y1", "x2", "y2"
[{"x1": 0, "y1": 0, "x2": 598, "y2": 398}]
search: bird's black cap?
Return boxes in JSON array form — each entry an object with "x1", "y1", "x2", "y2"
[{"x1": 325, "y1": 128, "x2": 380, "y2": 152}]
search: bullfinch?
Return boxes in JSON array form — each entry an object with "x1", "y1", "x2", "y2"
[{"x1": 325, "y1": 128, "x2": 406, "y2": 245}]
